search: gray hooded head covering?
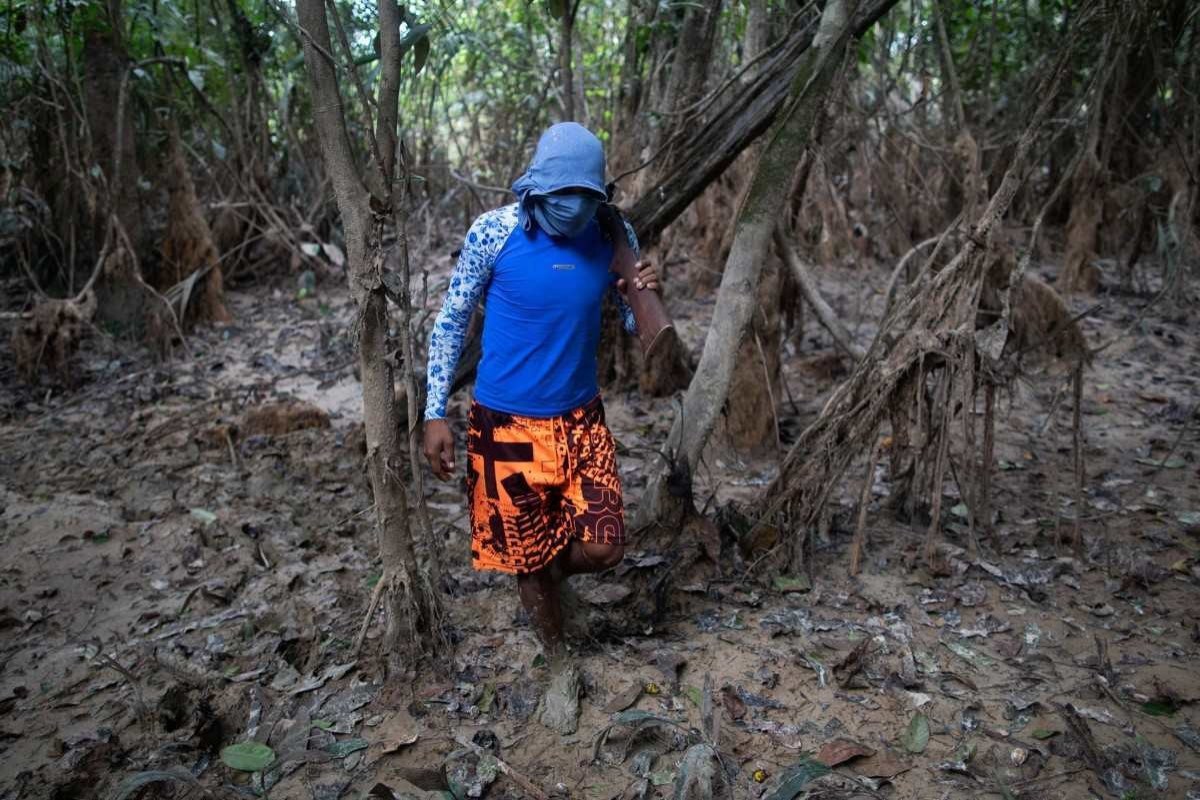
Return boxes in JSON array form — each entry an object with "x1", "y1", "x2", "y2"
[{"x1": 511, "y1": 122, "x2": 608, "y2": 233}]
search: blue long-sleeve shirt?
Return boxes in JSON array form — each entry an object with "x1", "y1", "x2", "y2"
[{"x1": 424, "y1": 203, "x2": 639, "y2": 420}]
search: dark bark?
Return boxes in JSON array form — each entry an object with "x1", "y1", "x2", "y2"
[
  {"x1": 664, "y1": 0, "x2": 723, "y2": 113},
  {"x1": 83, "y1": 0, "x2": 151, "y2": 330},
  {"x1": 743, "y1": 0, "x2": 770, "y2": 67},
  {"x1": 641, "y1": 0, "x2": 723, "y2": 194}
]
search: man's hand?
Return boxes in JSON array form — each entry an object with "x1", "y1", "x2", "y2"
[
  {"x1": 423, "y1": 419, "x2": 455, "y2": 480},
  {"x1": 616, "y1": 259, "x2": 660, "y2": 295}
]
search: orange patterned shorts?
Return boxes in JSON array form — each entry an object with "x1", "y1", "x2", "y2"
[{"x1": 466, "y1": 396, "x2": 625, "y2": 574}]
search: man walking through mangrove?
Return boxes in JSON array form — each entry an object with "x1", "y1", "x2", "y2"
[{"x1": 422, "y1": 122, "x2": 659, "y2": 730}]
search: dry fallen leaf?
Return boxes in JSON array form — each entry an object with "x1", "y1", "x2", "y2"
[
  {"x1": 815, "y1": 738, "x2": 875, "y2": 767},
  {"x1": 604, "y1": 683, "x2": 642, "y2": 713},
  {"x1": 852, "y1": 749, "x2": 910, "y2": 779},
  {"x1": 581, "y1": 583, "x2": 632, "y2": 605},
  {"x1": 901, "y1": 712, "x2": 930, "y2": 754},
  {"x1": 377, "y1": 732, "x2": 419, "y2": 754},
  {"x1": 833, "y1": 638, "x2": 872, "y2": 688}
]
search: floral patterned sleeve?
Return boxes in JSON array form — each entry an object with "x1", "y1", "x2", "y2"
[
  {"x1": 424, "y1": 206, "x2": 518, "y2": 420},
  {"x1": 611, "y1": 219, "x2": 641, "y2": 334}
]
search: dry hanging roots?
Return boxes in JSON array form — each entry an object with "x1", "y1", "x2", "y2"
[
  {"x1": 888, "y1": 244, "x2": 1091, "y2": 523},
  {"x1": 11, "y1": 292, "x2": 97, "y2": 385}
]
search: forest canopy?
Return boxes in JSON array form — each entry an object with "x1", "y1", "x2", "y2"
[{"x1": 1, "y1": 0, "x2": 1194, "y2": 313}]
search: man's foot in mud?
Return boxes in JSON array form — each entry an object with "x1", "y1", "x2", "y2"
[
  {"x1": 537, "y1": 660, "x2": 581, "y2": 735},
  {"x1": 557, "y1": 576, "x2": 591, "y2": 641}
]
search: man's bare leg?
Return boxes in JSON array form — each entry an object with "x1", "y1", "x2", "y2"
[
  {"x1": 527, "y1": 541, "x2": 623, "y2": 734},
  {"x1": 516, "y1": 568, "x2": 565, "y2": 658},
  {"x1": 517, "y1": 541, "x2": 624, "y2": 658}
]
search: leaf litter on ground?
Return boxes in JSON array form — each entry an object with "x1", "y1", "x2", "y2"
[{"x1": 6, "y1": 260, "x2": 1200, "y2": 800}]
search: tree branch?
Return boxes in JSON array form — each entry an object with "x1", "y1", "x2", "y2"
[
  {"x1": 624, "y1": 0, "x2": 901, "y2": 244},
  {"x1": 775, "y1": 227, "x2": 867, "y2": 361}
]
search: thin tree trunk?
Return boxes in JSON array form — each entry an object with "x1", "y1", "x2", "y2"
[
  {"x1": 395, "y1": 190, "x2": 444, "y2": 589},
  {"x1": 922, "y1": 369, "x2": 953, "y2": 564},
  {"x1": 642, "y1": 0, "x2": 723, "y2": 187},
  {"x1": 980, "y1": 380, "x2": 995, "y2": 539},
  {"x1": 559, "y1": 1, "x2": 576, "y2": 121},
  {"x1": 611, "y1": 0, "x2": 648, "y2": 175},
  {"x1": 666, "y1": 0, "x2": 723, "y2": 114},
  {"x1": 850, "y1": 435, "x2": 883, "y2": 576},
  {"x1": 1061, "y1": 32, "x2": 1120, "y2": 293},
  {"x1": 721, "y1": 255, "x2": 783, "y2": 452},
  {"x1": 359, "y1": 293, "x2": 423, "y2": 653},
  {"x1": 635, "y1": 0, "x2": 859, "y2": 529},
  {"x1": 297, "y1": 0, "x2": 437, "y2": 669},
  {"x1": 84, "y1": 0, "x2": 151, "y2": 331}
]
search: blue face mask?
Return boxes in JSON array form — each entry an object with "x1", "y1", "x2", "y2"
[{"x1": 531, "y1": 193, "x2": 601, "y2": 239}]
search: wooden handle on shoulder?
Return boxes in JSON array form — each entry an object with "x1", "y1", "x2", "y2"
[{"x1": 599, "y1": 205, "x2": 674, "y2": 356}]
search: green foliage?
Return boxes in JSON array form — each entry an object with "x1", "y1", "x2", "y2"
[
  {"x1": 901, "y1": 712, "x2": 930, "y2": 753},
  {"x1": 765, "y1": 757, "x2": 830, "y2": 800},
  {"x1": 325, "y1": 737, "x2": 369, "y2": 757},
  {"x1": 109, "y1": 770, "x2": 201, "y2": 800},
  {"x1": 1140, "y1": 699, "x2": 1178, "y2": 716},
  {"x1": 4, "y1": 0, "x2": 1196, "y2": 300},
  {"x1": 220, "y1": 741, "x2": 276, "y2": 772},
  {"x1": 0, "y1": 0, "x2": 1181, "y2": 176}
]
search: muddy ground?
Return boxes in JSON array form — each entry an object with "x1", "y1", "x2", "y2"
[{"x1": 1, "y1": 250, "x2": 1198, "y2": 800}]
